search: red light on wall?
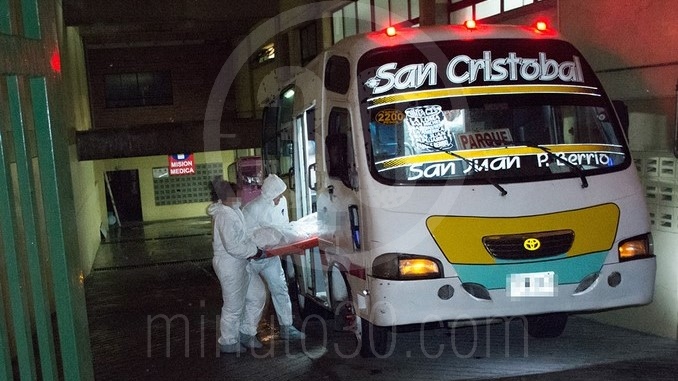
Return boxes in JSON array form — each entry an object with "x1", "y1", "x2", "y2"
[
  {"x1": 50, "y1": 50, "x2": 61, "y2": 73},
  {"x1": 464, "y1": 19, "x2": 477, "y2": 30},
  {"x1": 385, "y1": 26, "x2": 397, "y2": 37}
]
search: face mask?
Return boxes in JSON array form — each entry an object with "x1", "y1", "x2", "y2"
[{"x1": 221, "y1": 197, "x2": 241, "y2": 209}]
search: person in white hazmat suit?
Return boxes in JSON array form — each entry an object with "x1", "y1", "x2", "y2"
[
  {"x1": 207, "y1": 178, "x2": 268, "y2": 353},
  {"x1": 242, "y1": 174, "x2": 306, "y2": 340}
]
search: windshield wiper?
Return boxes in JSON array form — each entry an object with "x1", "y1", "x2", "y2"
[
  {"x1": 512, "y1": 141, "x2": 588, "y2": 189},
  {"x1": 418, "y1": 142, "x2": 508, "y2": 196}
]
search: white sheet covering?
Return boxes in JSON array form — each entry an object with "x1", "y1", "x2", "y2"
[{"x1": 252, "y1": 212, "x2": 318, "y2": 249}]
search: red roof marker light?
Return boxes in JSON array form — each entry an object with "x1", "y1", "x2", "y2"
[
  {"x1": 464, "y1": 19, "x2": 477, "y2": 30},
  {"x1": 385, "y1": 26, "x2": 397, "y2": 37},
  {"x1": 535, "y1": 20, "x2": 548, "y2": 32}
]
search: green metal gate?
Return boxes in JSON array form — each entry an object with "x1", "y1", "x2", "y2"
[{"x1": 0, "y1": 1, "x2": 94, "y2": 380}]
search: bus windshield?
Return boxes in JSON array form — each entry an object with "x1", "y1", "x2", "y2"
[{"x1": 357, "y1": 39, "x2": 630, "y2": 185}]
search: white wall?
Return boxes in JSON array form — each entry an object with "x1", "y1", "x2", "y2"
[{"x1": 559, "y1": 0, "x2": 678, "y2": 340}]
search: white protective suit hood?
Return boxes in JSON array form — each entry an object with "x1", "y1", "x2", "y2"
[
  {"x1": 260, "y1": 174, "x2": 287, "y2": 201},
  {"x1": 243, "y1": 175, "x2": 309, "y2": 249}
]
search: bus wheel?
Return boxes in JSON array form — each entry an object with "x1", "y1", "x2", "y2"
[
  {"x1": 357, "y1": 317, "x2": 391, "y2": 357},
  {"x1": 329, "y1": 270, "x2": 392, "y2": 357},
  {"x1": 525, "y1": 313, "x2": 568, "y2": 338},
  {"x1": 331, "y1": 299, "x2": 355, "y2": 332},
  {"x1": 329, "y1": 266, "x2": 353, "y2": 332}
]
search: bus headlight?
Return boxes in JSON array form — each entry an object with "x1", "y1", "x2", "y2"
[
  {"x1": 618, "y1": 233, "x2": 653, "y2": 262},
  {"x1": 372, "y1": 253, "x2": 442, "y2": 280}
]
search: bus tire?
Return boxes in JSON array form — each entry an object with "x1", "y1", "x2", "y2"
[
  {"x1": 525, "y1": 313, "x2": 568, "y2": 338},
  {"x1": 358, "y1": 317, "x2": 391, "y2": 358},
  {"x1": 329, "y1": 270, "x2": 392, "y2": 357},
  {"x1": 329, "y1": 266, "x2": 353, "y2": 332}
]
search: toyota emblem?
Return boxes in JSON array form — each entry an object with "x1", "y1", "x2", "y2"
[{"x1": 523, "y1": 238, "x2": 541, "y2": 251}]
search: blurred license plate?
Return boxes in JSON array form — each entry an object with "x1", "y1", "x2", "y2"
[{"x1": 508, "y1": 271, "x2": 556, "y2": 297}]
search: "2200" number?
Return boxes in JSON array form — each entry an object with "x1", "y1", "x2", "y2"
[{"x1": 375, "y1": 109, "x2": 405, "y2": 125}]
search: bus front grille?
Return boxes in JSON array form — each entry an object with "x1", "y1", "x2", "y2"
[{"x1": 482, "y1": 229, "x2": 574, "y2": 260}]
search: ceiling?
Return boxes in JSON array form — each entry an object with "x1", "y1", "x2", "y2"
[{"x1": 63, "y1": 0, "x2": 281, "y2": 46}]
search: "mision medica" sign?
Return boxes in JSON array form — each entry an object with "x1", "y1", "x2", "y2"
[{"x1": 168, "y1": 153, "x2": 196, "y2": 176}]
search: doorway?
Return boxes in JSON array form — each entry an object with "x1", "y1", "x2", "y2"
[{"x1": 105, "y1": 170, "x2": 143, "y2": 225}]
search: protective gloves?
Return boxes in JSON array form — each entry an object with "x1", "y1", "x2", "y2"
[{"x1": 249, "y1": 248, "x2": 268, "y2": 261}]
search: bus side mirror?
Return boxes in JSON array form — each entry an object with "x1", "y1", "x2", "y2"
[
  {"x1": 612, "y1": 100, "x2": 629, "y2": 138},
  {"x1": 326, "y1": 134, "x2": 350, "y2": 186}
]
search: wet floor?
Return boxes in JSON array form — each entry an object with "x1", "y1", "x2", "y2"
[
  {"x1": 93, "y1": 218, "x2": 213, "y2": 270},
  {"x1": 85, "y1": 218, "x2": 678, "y2": 380}
]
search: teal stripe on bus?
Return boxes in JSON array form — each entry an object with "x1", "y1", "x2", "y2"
[{"x1": 453, "y1": 251, "x2": 608, "y2": 290}]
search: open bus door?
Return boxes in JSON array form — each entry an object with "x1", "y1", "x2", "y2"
[
  {"x1": 293, "y1": 107, "x2": 316, "y2": 217},
  {"x1": 290, "y1": 107, "x2": 329, "y2": 315}
]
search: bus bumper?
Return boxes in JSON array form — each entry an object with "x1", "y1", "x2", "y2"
[{"x1": 364, "y1": 257, "x2": 656, "y2": 327}]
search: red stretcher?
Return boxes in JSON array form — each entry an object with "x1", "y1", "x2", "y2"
[{"x1": 266, "y1": 236, "x2": 319, "y2": 257}]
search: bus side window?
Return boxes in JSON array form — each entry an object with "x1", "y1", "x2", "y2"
[
  {"x1": 327, "y1": 134, "x2": 348, "y2": 177},
  {"x1": 325, "y1": 56, "x2": 350, "y2": 94},
  {"x1": 326, "y1": 108, "x2": 355, "y2": 189}
]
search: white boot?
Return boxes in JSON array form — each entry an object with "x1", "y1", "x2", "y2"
[
  {"x1": 240, "y1": 332, "x2": 263, "y2": 349},
  {"x1": 220, "y1": 342, "x2": 246, "y2": 353},
  {"x1": 280, "y1": 325, "x2": 305, "y2": 340}
]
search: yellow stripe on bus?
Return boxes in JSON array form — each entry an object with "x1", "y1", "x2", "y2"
[
  {"x1": 367, "y1": 84, "x2": 601, "y2": 108},
  {"x1": 426, "y1": 203, "x2": 619, "y2": 265}
]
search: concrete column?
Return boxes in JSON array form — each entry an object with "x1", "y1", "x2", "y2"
[
  {"x1": 420, "y1": 0, "x2": 449, "y2": 26},
  {"x1": 419, "y1": 0, "x2": 436, "y2": 26}
]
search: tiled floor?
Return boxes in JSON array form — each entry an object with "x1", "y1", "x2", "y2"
[{"x1": 85, "y1": 219, "x2": 678, "y2": 380}]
